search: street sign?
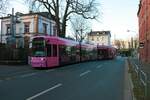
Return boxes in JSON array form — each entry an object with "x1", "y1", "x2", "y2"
[{"x1": 139, "y1": 42, "x2": 144, "y2": 48}]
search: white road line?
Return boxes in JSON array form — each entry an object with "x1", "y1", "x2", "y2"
[
  {"x1": 96, "y1": 65, "x2": 102, "y2": 69},
  {"x1": 20, "y1": 73, "x2": 37, "y2": 78},
  {"x1": 45, "y1": 69, "x2": 55, "y2": 72},
  {"x1": 80, "y1": 70, "x2": 91, "y2": 77},
  {"x1": 26, "y1": 83, "x2": 62, "y2": 100}
]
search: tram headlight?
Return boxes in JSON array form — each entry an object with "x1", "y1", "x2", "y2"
[{"x1": 41, "y1": 58, "x2": 44, "y2": 61}]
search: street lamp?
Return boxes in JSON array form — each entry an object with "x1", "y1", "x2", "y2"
[
  {"x1": 6, "y1": 8, "x2": 22, "y2": 48},
  {"x1": 127, "y1": 30, "x2": 139, "y2": 58},
  {"x1": 127, "y1": 30, "x2": 139, "y2": 49}
]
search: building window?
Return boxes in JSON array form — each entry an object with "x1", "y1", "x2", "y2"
[
  {"x1": 24, "y1": 22, "x2": 30, "y2": 33},
  {"x1": 43, "y1": 23, "x2": 47, "y2": 34},
  {"x1": 101, "y1": 36, "x2": 104, "y2": 41},
  {"x1": 92, "y1": 36, "x2": 94, "y2": 41},
  {"x1": 6, "y1": 24, "x2": 10, "y2": 35},
  {"x1": 97, "y1": 37, "x2": 99, "y2": 41}
]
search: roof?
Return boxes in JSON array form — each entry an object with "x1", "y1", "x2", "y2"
[
  {"x1": 88, "y1": 31, "x2": 111, "y2": 37},
  {"x1": 0, "y1": 12, "x2": 56, "y2": 21}
]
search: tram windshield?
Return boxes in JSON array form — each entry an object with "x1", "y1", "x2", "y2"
[{"x1": 32, "y1": 37, "x2": 46, "y2": 57}]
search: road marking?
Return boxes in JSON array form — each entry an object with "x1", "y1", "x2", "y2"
[
  {"x1": 45, "y1": 69, "x2": 55, "y2": 72},
  {"x1": 20, "y1": 73, "x2": 37, "y2": 78},
  {"x1": 80, "y1": 70, "x2": 91, "y2": 77},
  {"x1": 5, "y1": 77, "x2": 12, "y2": 80},
  {"x1": 96, "y1": 65, "x2": 102, "y2": 69},
  {"x1": 26, "y1": 83, "x2": 62, "y2": 100}
]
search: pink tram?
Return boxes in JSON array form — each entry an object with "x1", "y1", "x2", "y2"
[
  {"x1": 97, "y1": 45, "x2": 116, "y2": 60},
  {"x1": 30, "y1": 36, "x2": 97, "y2": 68}
]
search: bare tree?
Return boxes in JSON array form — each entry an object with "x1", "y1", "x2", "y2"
[
  {"x1": 70, "y1": 16, "x2": 91, "y2": 61},
  {"x1": 25, "y1": 0, "x2": 99, "y2": 37},
  {"x1": 70, "y1": 15, "x2": 91, "y2": 42},
  {"x1": 0, "y1": 0, "x2": 8, "y2": 15},
  {"x1": 120, "y1": 41, "x2": 125, "y2": 49},
  {"x1": 114, "y1": 40, "x2": 121, "y2": 49}
]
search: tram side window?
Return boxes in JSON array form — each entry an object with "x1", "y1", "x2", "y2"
[
  {"x1": 81, "y1": 48, "x2": 87, "y2": 56},
  {"x1": 66, "y1": 46, "x2": 71, "y2": 56},
  {"x1": 71, "y1": 46, "x2": 76, "y2": 56},
  {"x1": 53, "y1": 44, "x2": 57, "y2": 57},
  {"x1": 93, "y1": 48, "x2": 97, "y2": 56},
  {"x1": 59, "y1": 45, "x2": 65, "y2": 56},
  {"x1": 98, "y1": 49, "x2": 102, "y2": 55},
  {"x1": 46, "y1": 44, "x2": 52, "y2": 56},
  {"x1": 59, "y1": 45, "x2": 71, "y2": 56}
]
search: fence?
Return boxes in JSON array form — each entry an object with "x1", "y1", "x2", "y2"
[
  {"x1": 0, "y1": 44, "x2": 28, "y2": 64},
  {"x1": 130, "y1": 58, "x2": 148, "y2": 99}
]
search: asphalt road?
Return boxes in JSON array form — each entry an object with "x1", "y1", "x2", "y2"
[{"x1": 0, "y1": 57, "x2": 126, "y2": 100}]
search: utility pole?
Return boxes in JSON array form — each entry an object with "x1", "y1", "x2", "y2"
[
  {"x1": 9, "y1": 8, "x2": 17, "y2": 47},
  {"x1": 76, "y1": 29, "x2": 83, "y2": 62},
  {"x1": 79, "y1": 29, "x2": 83, "y2": 62},
  {"x1": 1, "y1": 19, "x2": 2, "y2": 43},
  {"x1": 10, "y1": 8, "x2": 14, "y2": 37},
  {"x1": 75, "y1": 30, "x2": 78, "y2": 41},
  {"x1": 131, "y1": 37, "x2": 133, "y2": 49}
]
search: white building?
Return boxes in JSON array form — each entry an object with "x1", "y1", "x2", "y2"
[
  {"x1": 88, "y1": 31, "x2": 111, "y2": 46},
  {"x1": 0, "y1": 12, "x2": 57, "y2": 47}
]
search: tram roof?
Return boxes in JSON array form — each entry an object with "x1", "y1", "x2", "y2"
[
  {"x1": 97, "y1": 45, "x2": 115, "y2": 49},
  {"x1": 33, "y1": 35, "x2": 97, "y2": 48}
]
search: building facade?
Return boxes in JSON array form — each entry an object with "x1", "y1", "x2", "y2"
[
  {"x1": 88, "y1": 31, "x2": 111, "y2": 46},
  {"x1": 138, "y1": 0, "x2": 150, "y2": 63},
  {"x1": 0, "y1": 12, "x2": 57, "y2": 48}
]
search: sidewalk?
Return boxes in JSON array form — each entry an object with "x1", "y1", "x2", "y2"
[{"x1": 124, "y1": 60, "x2": 134, "y2": 100}]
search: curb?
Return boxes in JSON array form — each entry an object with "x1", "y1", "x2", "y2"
[{"x1": 124, "y1": 60, "x2": 136, "y2": 100}]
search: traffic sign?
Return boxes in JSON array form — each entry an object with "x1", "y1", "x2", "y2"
[{"x1": 139, "y1": 42, "x2": 144, "y2": 48}]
